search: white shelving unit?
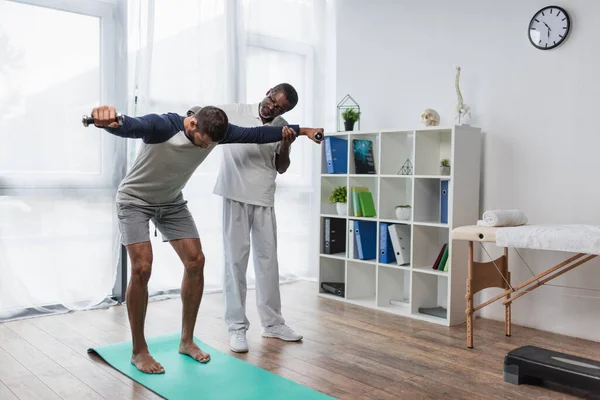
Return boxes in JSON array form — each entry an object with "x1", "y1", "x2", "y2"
[{"x1": 317, "y1": 125, "x2": 482, "y2": 326}]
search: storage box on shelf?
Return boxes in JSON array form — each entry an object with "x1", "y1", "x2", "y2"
[{"x1": 317, "y1": 125, "x2": 481, "y2": 326}]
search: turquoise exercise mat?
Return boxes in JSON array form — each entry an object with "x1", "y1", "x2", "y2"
[{"x1": 88, "y1": 332, "x2": 335, "y2": 400}]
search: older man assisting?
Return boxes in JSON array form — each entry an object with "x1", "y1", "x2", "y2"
[{"x1": 90, "y1": 105, "x2": 323, "y2": 374}]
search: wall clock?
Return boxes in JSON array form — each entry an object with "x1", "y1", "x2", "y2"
[{"x1": 528, "y1": 5, "x2": 571, "y2": 50}]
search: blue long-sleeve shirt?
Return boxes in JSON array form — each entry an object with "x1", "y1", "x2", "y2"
[
  {"x1": 109, "y1": 113, "x2": 299, "y2": 206},
  {"x1": 104, "y1": 113, "x2": 299, "y2": 144}
]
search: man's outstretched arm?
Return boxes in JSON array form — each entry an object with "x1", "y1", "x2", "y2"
[
  {"x1": 219, "y1": 123, "x2": 323, "y2": 145},
  {"x1": 89, "y1": 105, "x2": 177, "y2": 143}
]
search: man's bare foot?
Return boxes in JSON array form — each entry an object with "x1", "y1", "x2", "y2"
[
  {"x1": 179, "y1": 340, "x2": 210, "y2": 363},
  {"x1": 131, "y1": 352, "x2": 165, "y2": 374}
]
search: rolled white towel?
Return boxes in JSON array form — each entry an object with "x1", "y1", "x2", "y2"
[{"x1": 482, "y1": 209, "x2": 528, "y2": 227}]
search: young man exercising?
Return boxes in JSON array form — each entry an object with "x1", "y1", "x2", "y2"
[
  {"x1": 89, "y1": 105, "x2": 323, "y2": 374},
  {"x1": 190, "y1": 83, "x2": 304, "y2": 352}
]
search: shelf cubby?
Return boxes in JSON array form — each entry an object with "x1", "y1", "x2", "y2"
[
  {"x1": 317, "y1": 125, "x2": 482, "y2": 327},
  {"x1": 320, "y1": 176, "x2": 348, "y2": 215},
  {"x1": 349, "y1": 133, "x2": 379, "y2": 175},
  {"x1": 413, "y1": 177, "x2": 449, "y2": 225},
  {"x1": 320, "y1": 216, "x2": 347, "y2": 257},
  {"x1": 414, "y1": 128, "x2": 452, "y2": 176},
  {"x1": 347, "y1": 261, "x2": 376, "y2": 306},
  {"x1": 348, "y1": 176, "x2": 378, "y2": 219},
  {"x1": 411, "y1": 272, "x2": 448, "y2": 322},
  {"x1": 412, "y1": 224, "x2": 449, "y2": 273},
  {"x1": 379, "y1": 177, "x2": 412, "y2": 222},
  {"x1": 378, "y1": 222, "x2": 411, "y2": 267},
  {"x1": 318, "y1": 257, "x2": 346, "y2": 299},
  {"x1": 377, "y1": 266, "x2": 410, "y2": 313},
  {"x1": 380, "y1": 130, "x2": 414, "y2": 175}
]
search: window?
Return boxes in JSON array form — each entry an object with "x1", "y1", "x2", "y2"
[
  {"x1": 240, "y1": 0, "x2": 316, "y2": 188},
  {"x1": 0, "y1": 0, "x2": 118, "y2": 188}
]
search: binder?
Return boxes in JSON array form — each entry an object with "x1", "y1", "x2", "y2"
[
  {"x1": 324, "y1": 137, "x2": 348, "y2": 174},
  {"x1": 354, "y1": 220, "x2": 377, "y2": 260},
  {"x1": 324, "y1": 218, "x2": 346, "y2": 254},
  {"x1": 388, "y1": 224, "x2": 411, "y2": 266},
  {"x1": 440, "y1": 180, "x2": 449, "y2": 224},
  {"x1": 379, "y1": 223, "x2": 396, "y2": 264},
  {"x1": 348, "y1": 223, "x2": 358, "y2": 259}
]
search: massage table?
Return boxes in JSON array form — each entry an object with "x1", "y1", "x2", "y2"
[{"x1": 451, "y1": 224, "x2": 600, "y2": 349}]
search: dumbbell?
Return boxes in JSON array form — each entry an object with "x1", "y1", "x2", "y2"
[
  {"x1": 314, "y1": 132, "x2": 323, "y2": 141},
  {"x1": 82, "y1": 113, "x2": 124, "y2": 127}
]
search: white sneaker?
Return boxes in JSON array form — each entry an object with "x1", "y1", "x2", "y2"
[
  {"x1": 261, "y1": 324, "x2": 303, "y2": 342},
  {"x1": 229, "y1": 329, "x2": 248, "y2": 353}
]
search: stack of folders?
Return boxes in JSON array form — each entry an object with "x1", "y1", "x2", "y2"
[
  {"x1": 348, "y1": 221, "x2": 411, "y2": 265},
  {"x1": 348, "y1": 220, "x2": 377, "y2": 260},
  {"x1": 381, "y1": 223, "x2": 411, "y2": 266},
  {"x1": 432, "y1": 243, "x2": 449, "y2": 272},
  {"x1": 351, "y1": 187, "x2": 376, "y2": 217},
  {"x1": 324, "y1": 137, "x2": 348, "y2": 174}
]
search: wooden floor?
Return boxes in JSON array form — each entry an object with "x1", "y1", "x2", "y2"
[{"x1": 1, "y1": 280, "x2": 600, "y2": 400}]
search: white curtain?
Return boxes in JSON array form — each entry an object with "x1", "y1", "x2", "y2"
[
  {"x1": 130, "y1": 0, "x2": 337, "y2": 297},
  {"x1": 0, "y1": 0, "x2": 126, "y2": 321},
  {"x1": 0, "y1": 0, "x2": 337, "y2": 321}
]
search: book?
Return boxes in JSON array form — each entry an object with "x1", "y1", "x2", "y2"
[
  {"x1": 351, "y1": 186, "x2": 368, "y2": 216},
  {"x1": 432, "y1": 244, "x2": 447, "y2": 270},
  {"x1": 352, "y1": 139, "x2": 376, "y2": 174},
  {"x1": 357, "y1": 191, "x2": 376, "y2": 217},
  {"x1": 437, "y1": 243, "x2": 449, "y2": 270}
]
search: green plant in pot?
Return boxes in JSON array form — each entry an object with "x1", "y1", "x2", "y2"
[
  {"x1": 395, "y1": 204, "x2": 411, "y2": 221},
  {"x1": 440, "y1": 158, "x2": 450, "y2": 176},
  {"x1": 329, "y1": 185, "x2": 347, "y2": 215},
  {"x1": 341, "y1": 108, "x2": 360, "y2": 131}
]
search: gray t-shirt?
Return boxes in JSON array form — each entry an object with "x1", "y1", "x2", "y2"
[{"x1": 213, "y1": 103, "x2": 290, "y2": 208}]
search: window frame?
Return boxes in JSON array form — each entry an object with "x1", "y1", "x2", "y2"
[
  {"x1": 0, "y1": 0, "x2": 123, "y2": 189},
  {"x1": 241, "y1": 33, "x2": 315, "y2": 190}
]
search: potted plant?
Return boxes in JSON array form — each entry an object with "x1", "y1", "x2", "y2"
[
  {"x1": 329, "y1": 186, "x2": 347, "y2": 215},
  {"x1": 440, "y1": 158, "x2": 450, "y2": 176},
  {"x1": 341, "y1": 108, "x2": 360, "y2": 131},
  {"x1": 395, "y1": 205, "x2": 411, "y2": 220}
]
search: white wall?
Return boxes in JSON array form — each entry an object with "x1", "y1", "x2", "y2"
[{"x1": 336, "y1": 0, "x2": 600, "y2": 341}]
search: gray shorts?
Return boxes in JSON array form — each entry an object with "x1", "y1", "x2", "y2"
[{"x1": 115, "y1": 202, "x2": 200, "y2": 245}]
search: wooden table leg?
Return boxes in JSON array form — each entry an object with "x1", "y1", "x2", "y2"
[
  {"x1": 466, "y1": 241, "x2": 474, "y2": 348},
  {"x1": 504, "y1": 247, "x2": 511, "y2": 337}
]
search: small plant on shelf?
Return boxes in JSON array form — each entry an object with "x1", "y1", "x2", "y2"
[
  {"x1": 395, "y1": 204, "x2": 411, "y2": 221},
  {"x1": 440, "y1": 158, "x2": 451, "y2": 176},
  {"x1": 329, "y1": 186, "x2": 347, "y2": 216},
  {"x1": 341, "y1": 108, "x2": 360, "y2": 131}
]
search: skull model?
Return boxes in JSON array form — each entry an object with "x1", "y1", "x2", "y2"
[{"x1": 420, "y1": 109, "x2": 440, "y2": 126}]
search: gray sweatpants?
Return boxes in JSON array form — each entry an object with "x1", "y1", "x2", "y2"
[{"x1": 222, "y1": 198, "x2": 285, "y2": 332}]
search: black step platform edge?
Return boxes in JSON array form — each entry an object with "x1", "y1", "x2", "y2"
[{"x1": 504, "y1": 345, "x2": 600, "y2": 392}]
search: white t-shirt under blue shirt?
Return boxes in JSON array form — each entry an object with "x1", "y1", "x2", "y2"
[{"x1": 213, "y1": 103, "x2": 290, "y2": 208}]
